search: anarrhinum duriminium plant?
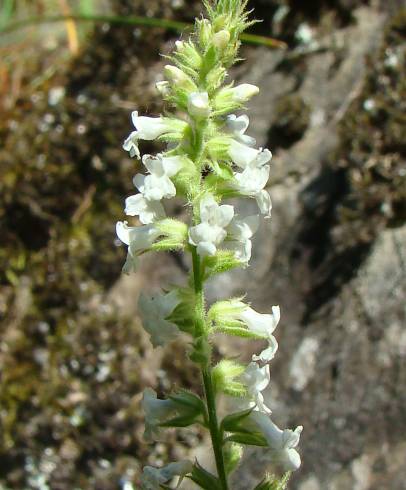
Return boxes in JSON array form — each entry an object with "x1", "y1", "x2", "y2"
[{"x1": 116, "y1": 1, "x2": 303, "y2": 488}]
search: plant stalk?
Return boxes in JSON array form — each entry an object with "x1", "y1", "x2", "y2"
[{"x1": 192, "y1": 247, "x2": 228, "y2": 490}]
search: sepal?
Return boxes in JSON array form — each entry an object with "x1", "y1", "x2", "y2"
[
  {"x1": 203, "y1": 250, "x2": 243, "y2": 278},
  {"x1": 166, "y1": 287, "x2": 197, "y2": 335},
  {"x1": 222, "y1": 408, "x2": 268, "y2": 447},
  {"x1": 151, "y1": 219, "x2": 188, "y2": 252},
  {"x1": 206, "y1": 160, "x2": 234, "y2": 181},
  {"x1": 189, "y1": 462, "x2": 222, "y2": 490},
  {"x1": 254, "y1": 473, "x2": 291, "y2": 490},
  {"x1": 189, "y1": 336, "x2": 212, "y2": 366},
  {"x1": 212, "y1": 360, "x2": 247, "y2": 396},
  {"x1": 223, "y1": 442, "x2": 243, "y2": 476},
  {"x1": 221, "y1": 407, "x2": 255, "y2": 434}
]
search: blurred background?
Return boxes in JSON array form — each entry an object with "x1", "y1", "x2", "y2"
[{"x1": 0, "y1": 0, "x2": 405, "y2": 489}]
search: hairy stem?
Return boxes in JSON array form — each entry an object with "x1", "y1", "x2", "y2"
[{"x1": 192, "y1": 247, "x2": 228, "y2": 489}]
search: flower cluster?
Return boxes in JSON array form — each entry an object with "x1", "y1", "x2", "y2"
[{"x1": 115, "y1": 1, "x2": 302, "y2": 488}]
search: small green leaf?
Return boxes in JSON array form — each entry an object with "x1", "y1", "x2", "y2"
[
  {"x1": 225, "y1": 432, "x2": 268, "y2": 447},
  {"x1": 169, "y1": 391, "x2": 205, "y2": 413},
  {"x1": 160, "y1": 414, "x2": 200, "y2": 428},
  {"x1": 221, "y1": 407, "x2": 254, "y2": 432},
  {"x1": 189, "y1": 462, "x2": 222, "y2": 490}
]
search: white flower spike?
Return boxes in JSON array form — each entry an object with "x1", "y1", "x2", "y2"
[
  {"x1": 116, "y1": 1, "x2": 303, "y2": 483},
  {"x1": 189, "y1": 194, "x2": 234, "y2": 257}
]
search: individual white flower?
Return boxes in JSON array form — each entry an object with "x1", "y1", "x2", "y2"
[
  {"x1": 229, "y1": 140, "x2": 272, "y2": 169},
  {"x1": 249, "y1": 411, "x2": 303, "y2": 471},
  {"x1": 239, "y1": 305, "x2": 280, "y2": 363},
  {"x1": 228, "y1": 139, "x2": 260, "y2": 169},
  {"x1": 233, "y1": 165, "x2": 272, "y2": 217},
  {"x1": 116, "y1": 221, "x2": 161, "y2": 273},
  {"x1": 123, "y1": 111, "x2": 186, "y2": 158},
  {"x1": 188, "y1": 91, "x2": 211, "y2": 118},
  {"x1": 142, "y1": 388, "x2": 179, "y2": 441},
  {"x1": 188, "y1": 194, "x2": 234, "y2": 257},
  {"x1": 230, "y1": 83, "x2": 260, "y2": 103},
  {"x1": 125, "y1": 154, "x2": 183, "y2": 224},
  {"x1": 226, "y1": 114, "x2": 256, "y2": 147},
  {"x1": 141, "y1": 460, "x2": 193, "y2": 490},
  {"x1": 226, "y1": 214, "x2": 260, "y2": 263},
  {"x1": 138, "y1": 290, "x2": 181, "y2": 347},
  {"x1": 125, "y1": 194, "x2": 165, "y2": 225},
  {"x1": 241, "y1": 361, "x2": 272, "y2": 414}
]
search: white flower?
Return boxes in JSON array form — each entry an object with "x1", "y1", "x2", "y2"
[
  {"x1": 228, "y1": 139, "x2": 260, "y2": 169},
  {"x1": 241, "y1": 361, "x2": 272, "y2": 414},
  {"x1": 226, "y1": 214, "x2": 259, "y2": 263},
  {"x1": 233, "y1": 166, "x2": 272, "y2": 217},
  {"x1": 188, "y1": 91, "x2": 211, "y2": 118},
  {"x1": 249, "y1": 411, "x2": 303, "y2": 471},
  {"x1": 231, "y1": 83, "x2": 260, "y2": 103},
  {"x1": 229, "y1": 140, "x2": 272, "y2": 169},
  {"x1": 125, "y1": 194, "x2": 165, "y2": 225},
  {"x1": 138, "y1": 290, "x2": 181, "y2": 347},
  {"x1": 141, "y1": 460, "x2": 193, "y2": 490},
  {"x1": 116, "y1": 221, "x2": 161, "y2": 273},
  {"x1": 125, "y1": 154, "x2": 183, "y2": 224},
  {"x1": 226, "y1": 114, "x2": 256, "y2": 147},
  {"x1": 123, "y1": 111, "x2": 186, "y2": 158},
  {"x1": 142, "y1": 388, "x2": 179, "y2": 441},
  {"x1": 240, "y1": 305, "x2": 280, "y2": 363},
  {"x1": 188, "y1": 194, "x2": 234, "y2": 257}
]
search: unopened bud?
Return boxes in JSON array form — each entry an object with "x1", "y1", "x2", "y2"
[
  {"x1": 156, "y1": 81, "x2": 170, "y2": 97},
  {"x1": 213, "y1": 30, "x2": 231, "y2": 50},
  {"x1": 164, "y1": 65, "x2": 189, "y2": 85},
  {"x1": 188, "y1": 91, "x2": 211, "y2": 118},
  {"x1": 198, "y1": 19, "x2": 212, "y2": 47},
  {"x1": 175, "y1": 40, "x2": 184, "y2": 51},
  {"x1": 232, "y1": 83, "x2": 260, "y2": 103}
]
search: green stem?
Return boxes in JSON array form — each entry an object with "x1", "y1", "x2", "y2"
[{"x1": 192, "y1": 247, "x2": 228, "y2": 490}]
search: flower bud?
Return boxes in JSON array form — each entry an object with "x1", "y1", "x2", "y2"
[
  {"x1": 213, "y1": 29, "x2": 231, "y2": 50},
  {"x1": 232, "y1": 83, "x2": 260, "y2": 103},
  {"x1": 155, "y1": 80, "x2": 170, "y2": 97},
  {"x1": 212, "y1": 360, "x2": 246, "y2": 396},
  {"x1": 187, "y1": 91, "x2": 211, "y2": 118},
  {"x1": 198, "y1": 18, "x2": 212, "y2": 47},
  {"x1": 164, "y1": 65, "x2": 189, "y2": 85}
]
